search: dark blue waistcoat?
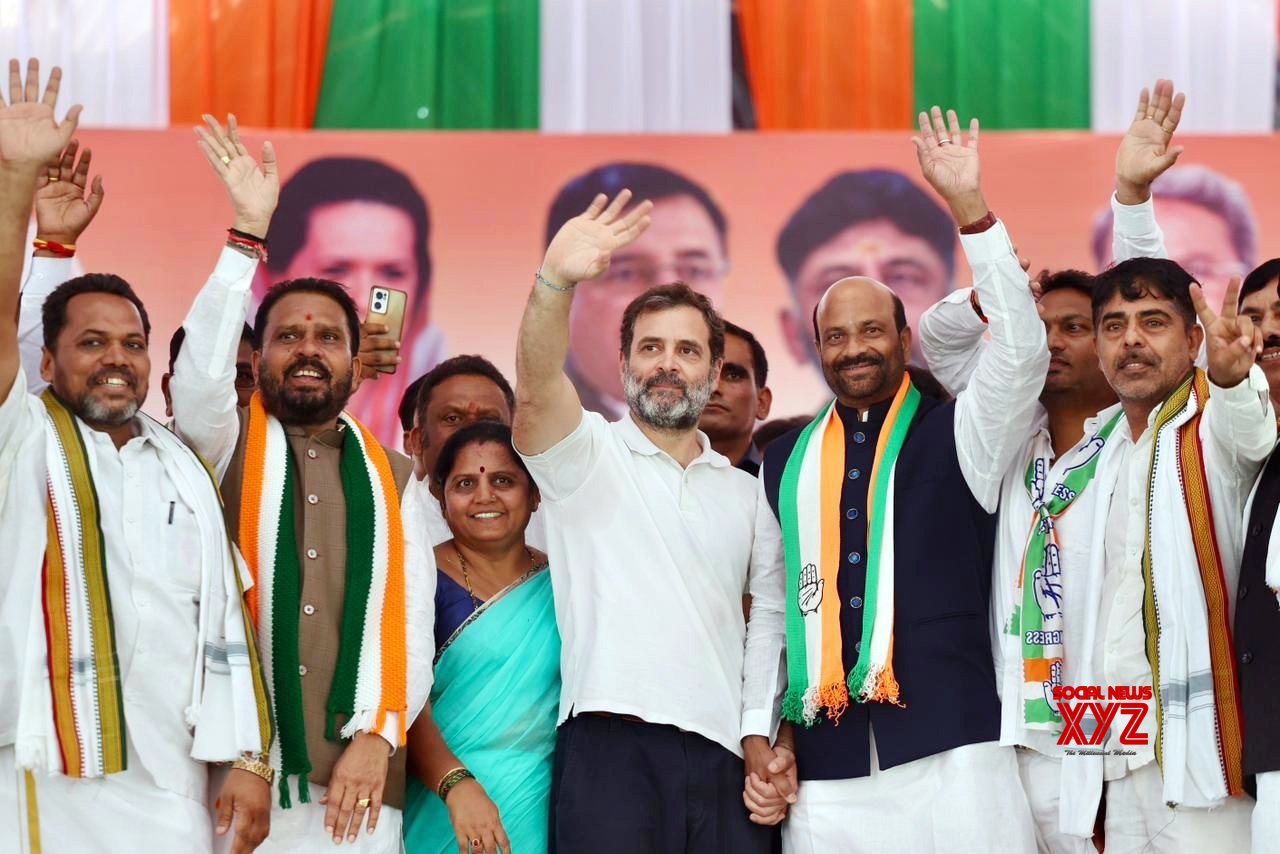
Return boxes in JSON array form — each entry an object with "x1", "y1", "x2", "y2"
[{"x1": 762, "y1": 395, "x2": 1000, "y2": 780}]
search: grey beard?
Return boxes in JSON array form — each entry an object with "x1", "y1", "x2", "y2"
[
  {"x1": 78, "y1": 396, "x2": 140, "y2": 427},
  {"x1": 623, "y1": 370, "x2": 715, "y2": 431}
]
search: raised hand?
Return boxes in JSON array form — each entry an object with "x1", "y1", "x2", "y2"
[
  {"x1": 798, "y1": 562, "x2": 823, "y2": 615},
  {"x1": 912, "y1": 106, "x2": 985, "y2": 223},
  {"x1": 1192, "y1": 277, "x2": 1262, "y2": 388},
  {"x1": 195, "y1": 113, "x2": 278, "y2": 238},
  {"x1": 539, "y1": 189, "x2": 653, "y2": 288},
  {"x1": 1116, "y1": 80, "x2": 1186, "y2": 204},
  {"x1": 0, "y1": 59, "x2": 81, "y2": 168},
  {"x1": 34, "y1": 140, "x2": 103, "y2": 246}
]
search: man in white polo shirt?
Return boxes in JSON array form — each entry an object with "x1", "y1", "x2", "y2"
[{"x1": 513, "y1": 190, "x2": 787, "y2": 853}]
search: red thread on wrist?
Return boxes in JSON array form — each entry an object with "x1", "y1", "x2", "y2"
[{"x1": 33, "y1": 238, "x2": 75, "y2": 257}]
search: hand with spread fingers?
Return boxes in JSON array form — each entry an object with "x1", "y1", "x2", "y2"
[
  {"x1": 320, "y1": 731, "x2": 390, "y2": 845},
  {"x1": 911, "y1": 105, "x2": 988, "y2": 226},
  {"x1": 194, "y1": 113, "x2": 279, "y2": 239},
  {"x1": 214, "y1": 767, "x2": 273, "y2": 853},
  {"x1": 0, "y1": 58, "x2": 82, "y2": 169},
  {"x1": 538, "y1": 189, "x2": 654, "y2": 289},
  {"x1": 1192, "y1": 277, "x2": 1263, "y2": 389},
  {"x1": 34, "y1": 139, "x2": 103, "y2": 248},
  {"x1": 1115, "y1": 79, "x2": 1186, "y2": 205}
]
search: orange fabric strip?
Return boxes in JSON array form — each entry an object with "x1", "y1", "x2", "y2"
[
  {"x1": 240, "y1": 394, "x2": 270, "y2": 622},
  {"x1": 41, "y1": 511, "x2": 80, "y2": 778},
  {"x1": 1178, "y1": 398, "x2": 1246, "y2": 797},
  {"x1": 817, "y1": 411, "x2": 847, "y2": 716},
  {"x1": 169, "y1": 0, "x2": 335, "y2": 128},
  {"x1": 354, "y1": 419, "x2": 409, "y2": 726},
  {"x1": 738, "y1": 0, "x2": 914, "y2": 129}
]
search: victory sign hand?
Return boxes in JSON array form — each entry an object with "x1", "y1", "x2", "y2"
[{"x1": 1192, "y1": 277, "x2": 1262, "y2": 388}]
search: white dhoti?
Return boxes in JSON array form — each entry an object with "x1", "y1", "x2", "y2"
[
  {"x1": 1, "y1": 745, "x2": 211, "y2": 854},
  {"x1": 208, "y1": 766, "x2": 403, "y2": 854},
  {"x1": 1015, "y1": 749, "x2": 1093, "y2": 854},
  {"x1": 782, "y1": 737, "x2": 1036, "y2": 854},
  {"x1": 1104, "y1": 761, "x2": 1252, "y2": 854},
  {"x1": 1253, "y1": 771, "x2": 1280, "y2": 854}
]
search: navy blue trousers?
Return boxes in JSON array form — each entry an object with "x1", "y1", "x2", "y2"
[{"x1": 549, "y1": 714, "x2": 774, "y2": 853}]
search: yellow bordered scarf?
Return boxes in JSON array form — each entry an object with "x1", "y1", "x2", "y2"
[{"x1": 19, "y1": 389, "x2": 271, "y2": 778}]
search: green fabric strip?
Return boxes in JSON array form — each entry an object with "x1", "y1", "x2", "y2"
[
  {"x1": 912, "y1": 0, "x2": 1091, "y2": 129},
  {"x1": 272, "y1": 450, "x2": 310, "y2": 806},
  {"x1": 847, "y1": 384, "x2": 921, "y2": 695},
  {"x1": 326, "y1": 428, "x2": 376, "y2": 741},
  {"x1": 1019, "y1": 413, "x2": 1121, "y2": 672},
  {"x1": 777, "y1": 404, "x2": 830, "y2": 723},
  {"x1": 314, "y1": 0, "x2": 539, "y2": 130}
]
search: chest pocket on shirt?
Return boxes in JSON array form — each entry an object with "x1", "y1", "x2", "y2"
[{"x1": 155, "y1": 490, "x2": 204, "y2": 600}]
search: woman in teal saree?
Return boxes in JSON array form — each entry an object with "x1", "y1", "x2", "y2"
[{"x1": 404, "y1": 423, "x2": 560, "y2": 854}]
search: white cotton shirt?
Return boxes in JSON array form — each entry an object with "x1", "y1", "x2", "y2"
[
  {"x1": 1098, "y1": 370, "x2": 1274, "y2": 781},
  {"x1": 0, "y1": 369, "x2": 211, "y2": 803},
  {"x1": 518, "y1": 411, "x2": 787, "y2": 757}
]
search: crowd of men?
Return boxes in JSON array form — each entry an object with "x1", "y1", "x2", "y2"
[{"x1": 2, "y1": 57, "x2": 1280, "y2": 854}]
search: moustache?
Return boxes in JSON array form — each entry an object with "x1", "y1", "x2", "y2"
[
  {"x1": 284, "y1": 356, "x2": 332, "y2": 381},
  {"x1": 833, "y1": 353, "x2": 885, "y2": 372},
  {"x1": 643, "y1": 370, "x2": 687, "y2": 392},
  {"x1": 1115, "y1": 349, "x2": 1157, "y2": 369}
]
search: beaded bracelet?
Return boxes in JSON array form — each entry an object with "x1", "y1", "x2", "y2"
[
  {"x1": 536, "y1": 270, "x2": 575, "y2": 293},
  {"x1": 436, "y1": 767, "x2": 475, "y2": 802}
]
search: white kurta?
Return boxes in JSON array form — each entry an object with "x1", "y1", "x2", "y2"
[{"x1": 0, "y1": 366, "x2": 227, "y2": 853}]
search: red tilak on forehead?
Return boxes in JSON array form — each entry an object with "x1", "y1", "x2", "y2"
[
  {"x1": 305, "y1": 313, "x2": 313, "y2": 321},
  {"x1": 480, "y1": 466, "x2": 486, "y2": 473}
]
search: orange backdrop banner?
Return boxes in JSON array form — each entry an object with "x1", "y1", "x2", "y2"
[{"x1": 63, "y1": 128, "x2": 1280, "y2": 444}]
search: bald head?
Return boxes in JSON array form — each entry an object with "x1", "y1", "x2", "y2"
[
  {"x1": 813, "y1": 276, "x2": 911, "y2": 408},
  {"x1": 811, "y1": 277, "x2": 908, "y2": 345}
]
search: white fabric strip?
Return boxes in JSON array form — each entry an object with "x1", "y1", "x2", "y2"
[
  {"x1": 540, "y1": 0, "x2": 731, "y2": 132},
  {"x1": 1090, "y1": 0, "x2": 1278, "y2": 132}
]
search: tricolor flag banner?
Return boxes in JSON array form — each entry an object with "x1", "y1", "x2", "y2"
[{"x1": 2, "y1": 0, "x2": 1275, "y2": 132}]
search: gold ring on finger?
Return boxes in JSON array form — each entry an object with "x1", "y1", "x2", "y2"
[
  {"x1": 220, "y1": 155, "x2": 231, "y2": 165},
  {"x1": 356, "y1": 797, "x2": 371, "y2": 808}
]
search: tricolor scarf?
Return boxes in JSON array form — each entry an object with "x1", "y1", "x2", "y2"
[
  {"x1": 779, "y1": 376, "x2": 921, "y2": 725},
  {"x1": 1144, "y1": 369, "x2": 1245, "y2": 804},
  {"x1": 239, "y1": 393, "x2": 407, "y2": 807},
  {"x1": 21, "y1": 390, "x2": 272, "y2": 778},
  {"x1": 1011, "y1": 411, "x2": 1122, "y2": 730}
]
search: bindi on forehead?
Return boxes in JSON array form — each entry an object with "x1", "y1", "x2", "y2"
[
  {"x1": 305, "y1": 313, "x2": 313, "y2": 321},
  {"x1": 480, "y1": 466, "x2": 485, "y2": 473}
]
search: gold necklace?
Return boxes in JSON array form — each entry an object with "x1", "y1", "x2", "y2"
[{"x1": 454, "y1": 545, "x2": 538, "y2": 610}]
